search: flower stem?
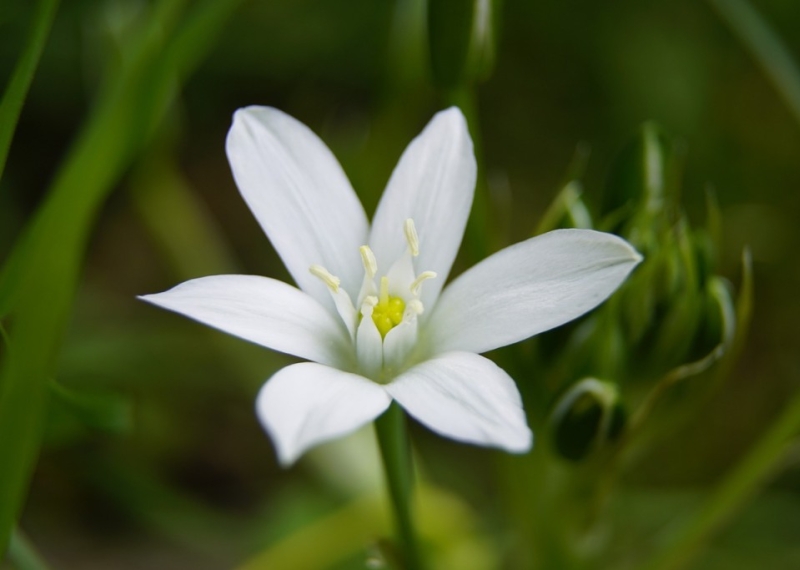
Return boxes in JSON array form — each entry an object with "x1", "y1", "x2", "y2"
[{"x1": 374, "y1": 402, "x2": 424, "y2": 569}]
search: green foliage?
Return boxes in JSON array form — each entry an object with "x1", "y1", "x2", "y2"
[
  {"x1": 0, "y1": 0, "x2": 243, "y2": 554},
  {"x1": 0, "y1": 0, "x2": 59, "y2": 183},
  {"x1": 427, "y1": 0, "x2": 498, "y2": 89}
]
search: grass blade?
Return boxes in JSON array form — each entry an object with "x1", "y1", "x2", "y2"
[
  {"x1": 0, "y1": 0, "x2": 60, "y2": 183},
  {"x1": 708, "y1": 0, "x2": 800, "y2": 126},
  {"x1": 0, "y1": 0, "x2": 243, "y2": 553}
]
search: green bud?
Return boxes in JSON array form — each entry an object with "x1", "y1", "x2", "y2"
[
  {"x1": 614, "y1": 212, "x2": 729, "y2": 379},
  {"x1": 600, "y1": 122, "x2": 673, "y2": 241},
  {"x1": 427, "y1": 0, "x2": 498, "y2": 89},
  {"x1": 550, "y1": 379, "x2": 625, "y2": 462},
  {"x1": 535, "y1": 180, "x2": 593, "y2": 235},
  {"x1": 691, "y1": 276, "x2": 735, "y2": 363}
]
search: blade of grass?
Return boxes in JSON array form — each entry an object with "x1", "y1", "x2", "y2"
[
  {"x1": 0, "y1": 0, "x2": 243, "y2": 553},
  {"x1": 708, "y1": 0, "x2": 800, "y2": 126},
  {"x1": 0, "y1": 0, "x2": 60, "y2": 183},
  {"x1": 643, "y1": 384, "x2": 800, "y2": 570},
  {"x1": 0, "y1": 0, "x2": 188, "y2": 554},
  {"x1": 7, "y1": 528, "x2": 51, "y2": 570}
]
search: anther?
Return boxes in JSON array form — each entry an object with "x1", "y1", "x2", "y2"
[
  {"x1": 407, "y1": 299, "x2": 424, "y2": 315},
  {"x1": 359, "y1": 245, "x2": 377, "y2": 278},
  {"x1": 404, "y1": 219, "x2": 420, "y2": 257},
  {"x1": 410, "y1": 271, "x2": 437, "y2": 296},
  {"x1": 309, "y1": 264, "x2": 340, "y2": 292}
]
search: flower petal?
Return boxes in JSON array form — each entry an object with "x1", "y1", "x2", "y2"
[
  {"x1": 383, "y1": 318, "x2": 417, "y2": 374},
  {"x1": 368, "y1": 108, "x2": 476, "y2": 309},
  {"x1": 139, "y1": 275, "x2": 353, "y2": 368},
  {"x1": 226, "y1": 106, "x2": 369, "y2": 306},
  {"x1": 426, "y1": 229, "x2": 642, "y2": 355},
  {"x1": 386, "y1": 352, "x2": 532, "y2": 453},
  {"x1": 257, "y1": 363, "x2": 391, "y2": 466},
  {"x1": 356, "y1": 302, "x2": 383, "y2": 379}
]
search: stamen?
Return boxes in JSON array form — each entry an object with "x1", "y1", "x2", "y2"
[
  {"x1": 359, "y1": 245, "x2": 378, "y2": 278},
  {"x1": 407, "y1": 299, "x2": 424, "y2": 315},
  {"x1": 409, "y1": 271, "x2": 437, "y2": 296},
  {"x1": 309, "y1": 264, "x2": 340, "y2": 292},
  {"x1": 379, "y1": 276, "x2": 390, "y2": 306},
  {"x1": 404, "y1": 219, "x2": 420, "y2": 257}
]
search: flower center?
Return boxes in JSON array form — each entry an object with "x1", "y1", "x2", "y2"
[
  {"x1": 308, "y1": 218, "x2": 436, "y2": 379},
  {"x1": 373, "y1": 276, "x2": 405, "y2": 338}
]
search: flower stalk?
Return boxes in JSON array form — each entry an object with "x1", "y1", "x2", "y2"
[{"x1": 375, "y1": 403, "x2": 424, "y2": 570}]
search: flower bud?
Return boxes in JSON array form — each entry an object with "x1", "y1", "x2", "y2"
[
  {"x1": 550, "y1": 378, "x2": 625, "y2": 462},
  {"x1": 600, "y1": 122, "x2": 672, "y2": 239}
]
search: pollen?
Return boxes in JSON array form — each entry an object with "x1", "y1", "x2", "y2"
[{"x1": 372, "y1": 276, "x2": 405, "y2": 338}]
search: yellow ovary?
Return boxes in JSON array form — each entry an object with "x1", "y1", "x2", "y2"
[{"x1": 372, "y1": 276, "x2": 405, "y2": 338}]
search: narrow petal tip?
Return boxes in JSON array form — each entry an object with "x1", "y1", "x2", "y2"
[
  {"x1": 506, "y1": 428, "x2": 534, "y2": 454},
  {"x1": 436, "y1": 105, "x2": 468, "y2": 124}
]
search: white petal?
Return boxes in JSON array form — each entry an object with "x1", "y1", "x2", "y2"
[
  {"x1": 139, "y1": 275, "x2": 353, "y2": 368},
  {"x1": 226, "y1": 106, "x2": 369, "y2": 307},
  {"x1": 383, "y1": 319, "x2": 417, "y2": 375},
  {"x1": 356, "y1": 303, "x2": 383, "y2": 379},
  {"x1": 257, "y1": 363, "x2": 391, "y2": 466},
  {"x1": 368, "y1": 108, "x2": 476, "y2": 310},
  {"x1": 385, "y1": 250, "x2": 416, "y2": 302},
  {"x1": 426, "y1": 229, "x2": 642, "y2": 355},
  {"x1": 386, "y1": 352, "x2": 532, "y2": 453},
  {"x1": 329, "y1": 287, "x2": 358, "y2": 340}
]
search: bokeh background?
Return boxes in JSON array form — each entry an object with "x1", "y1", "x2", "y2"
[{"x1": 1, "y1": 0, "x2": 799, "y2": 568}]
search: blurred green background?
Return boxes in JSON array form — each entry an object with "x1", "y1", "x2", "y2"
[{"x1": 1, "y1": 0, "x2": 799, "y2": 568}]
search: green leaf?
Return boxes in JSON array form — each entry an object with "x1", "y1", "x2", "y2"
[
  {"x1": 48, "y1": 380, "x2": 133, "y2": 436},
  {"x1": 0, "y1": 0, "x2": 245, "y2": 554},
  {"x1": 0, "y1": 0, "x2": 60, "y2": 183},
  {"x1": 7, "y1": 528, "x2": 50, "y2": 570},
  {"x1": 428, "y1": 0, "x2": 475, "y2": 89},
  {"x1": 708, "y1": 0, "x2": 800, "y2": 127},
  {"x1": 428, "y1": 0, "x2": 500, "y2": 88}
]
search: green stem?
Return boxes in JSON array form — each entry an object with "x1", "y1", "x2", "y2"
[
  {"x1": 374, "y1": 403, "x2": 424, "y2": 569},
  {"x1": 644, "y1": 386, "x2": 800, "y2": 570}
]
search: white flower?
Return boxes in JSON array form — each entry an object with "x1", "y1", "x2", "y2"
[{"x1": 140, "y1": 107, "x2": 642, "y2": 466}]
